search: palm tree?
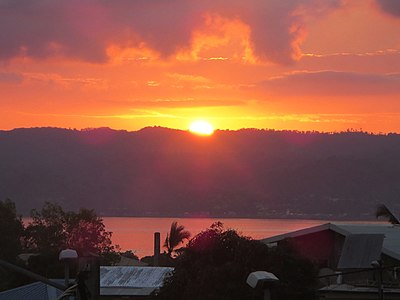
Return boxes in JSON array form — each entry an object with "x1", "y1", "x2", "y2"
[
  {"x1": 164, "y1": 221, "x2": 191, "y2": 257},
  {"x1": 375, "y1": 204, "x2": 400, "y2": 224}
]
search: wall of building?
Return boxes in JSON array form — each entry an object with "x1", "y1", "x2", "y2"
[{"x1": 279, "y1": 229, "x2": 343, "y2": 269}]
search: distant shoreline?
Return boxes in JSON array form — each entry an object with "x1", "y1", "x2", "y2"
[{"x1": 22, "y1": 213, "x2": 377, "y2": 222}]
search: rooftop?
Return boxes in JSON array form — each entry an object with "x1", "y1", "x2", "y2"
[
  {"x1": 0, "y1": 281, "x2": 62, "y2": 300},
  {"x1": 100, "y1": 266, "x2": 174, "y2": 296},
  {"x1": 261, "y1": 222, "x2": 400, "y2": 261}
]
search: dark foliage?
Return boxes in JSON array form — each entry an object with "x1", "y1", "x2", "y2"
[
  {"x1": 164, "y1": 221, "x2": 191, "y2": 257},
  {"x1": 375, "y1": 204, "x2": 400, "y2": 224},
  {"x1": 120, "y1": 250, "x2": 139, "y2": 260},
  {"x1": 22, "y1": 202, "x2": 118, "y2": 279},
  {"x1": 156, "y1": 223, "x2": 317, "y2": 300},
  {"x1": 140, "y1": 253, "x2": 175, "y2": 267},
  {"x1": 0, "y1": 199, "x2": 24, "y2": 261},
  {"x1": 0, "y1": 199, "x2": 26, "y2": 291},
  {"x1": 24, "y1": 202, "x2": 117, "y2": 258},
  {"x1": 0, "y1": 200, "x2": 119, "y2": 291}
]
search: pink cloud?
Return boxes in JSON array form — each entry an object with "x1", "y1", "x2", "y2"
[{"x1": 0, "y1": 71, "x2": 22, "y2": 83}]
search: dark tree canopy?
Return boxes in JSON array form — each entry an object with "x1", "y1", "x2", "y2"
[
  {"x1": 0, "y1": 201, "x2": 119, "y2": 290},
  {"x1": 120, "y1": 250, "x2": 139, "y2": 261},
  {"x1": 24, "y1": 202, "x2": 116, "y2": 257},
  {"x1": 0, "y1": 199, "x2": 24, "y2": 262},
  {"x1": 157, "y1": 223, "x2": 317, "y2": 300},
  {"x1": 0, "y1": 199, "x2": 26, "y2": 291},
  {"x1": 23, "y1": 202, "x2": 119, "y2": 280},
  {"x1": 24, "y1": 202, "x2": 66, "y2": 254},
  {"x1": 375, "y1": 204, "x2": 400, "y2": 224}
]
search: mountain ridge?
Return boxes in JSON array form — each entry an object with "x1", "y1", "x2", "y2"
[{"x1": 1, "y1": 127, "x2": 400, "y2": 219}]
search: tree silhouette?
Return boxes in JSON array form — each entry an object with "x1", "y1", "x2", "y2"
[
  {"x1": 164, "y1": 221, "x2": 190, "y2": 257},
  {"x1": 0, "y1": 199, "x2": 24, "y2": 261},
  {"x1": 0, "y1": 199, "x2": 25, "y2": 292},
  {"x1": 25, "y1": 202, "x2": 117, "y2": 258},
  {"x1": 157, "y1": 222, "x2": 317, "y2": 300},
  {"x1": 375, "y1": 204, "x2": 400, "y2": 224},
  {"x1": 23, "y1": 202, "x2": 119, "y2": 280}
]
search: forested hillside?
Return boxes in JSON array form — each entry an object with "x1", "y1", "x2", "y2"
[{"x1": 1, "y1": 127, "x2": 400, "y2": 219}]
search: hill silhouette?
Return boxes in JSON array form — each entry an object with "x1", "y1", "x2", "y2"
[{"x1": 1, "y1": 127, "x2": 400, "y2": 219}]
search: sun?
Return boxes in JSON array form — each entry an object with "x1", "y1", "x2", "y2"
[{"x1": 189, "y1": 120, "x2": 214, "y2": 136}]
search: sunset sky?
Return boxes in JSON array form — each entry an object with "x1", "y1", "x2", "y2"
[{"x1": 1, "y1": 0, "x2": 400, "y2": 133}]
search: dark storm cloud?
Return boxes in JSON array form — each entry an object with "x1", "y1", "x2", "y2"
[
  {"x1": 375, "y1": 0, "x2": 400, "y2": 17},
  {"x1": 0, "y1": 0, "x2": 342, "y2": 64}
]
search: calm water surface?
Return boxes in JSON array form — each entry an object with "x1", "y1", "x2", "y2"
[{"x1": 103, "y1": 217, "x2": 329, "y2": 257}]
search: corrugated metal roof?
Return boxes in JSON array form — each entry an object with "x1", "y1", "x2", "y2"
[
  {"x1": 261, "y1": 223, "x2": 400, "y2": 261},
  {"x1": 320, "y1": 284, "x2": 400, "y2": 294},
  {"x1": 0, "y1": 281, "x2": 63, "y2": 300},
  {"x1": 100, "y1": 266, "x2": 173, "y2": 288},
  {"x1": 100, "y1": 287, "x2": 156, "y2": 296},
  {"x1": 1, "y1": 267, "x2": 173, "y2": 298},
  {"x1": 100, "y1": 266, "x2": 173, "y2": 296},
  {"x1": 337, "y1": 234, "x2": 384, "y2": 269}
]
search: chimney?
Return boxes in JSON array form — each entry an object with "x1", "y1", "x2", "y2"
[
  {"x1": 336, "y1": 272, "x2": 342, "y2": 285},
  {"x1": 154, "y1": 232, "x2": 160, "y2": 266}
]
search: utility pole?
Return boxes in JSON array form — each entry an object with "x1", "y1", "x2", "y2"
[{"x1": 371, "y1": 260, "x2": 384, "y2": 300}]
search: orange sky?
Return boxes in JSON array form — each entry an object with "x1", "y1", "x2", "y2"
[{"x1": 1, "y1": 0, "x2": 400, "y2": 133}]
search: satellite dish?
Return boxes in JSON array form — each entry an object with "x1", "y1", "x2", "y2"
[
  {"x1": 59, "y1": 249, "x2": 78, "y2": 260},
  {"x1": 246, "y1": 271, "x2": 279, "y2": 289}
]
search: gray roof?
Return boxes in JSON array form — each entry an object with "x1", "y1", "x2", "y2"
[
  {"x1": 100, "y1": 266, "x2": 174, "y2": 296},
  {"x1": 0, "y1": 267, "x2": 174, "y2": 298},
  {"x1": 337, "y1": 234, "x2": 384, "y2": 269},
  {"x1": 261, "y1": 223, "x2": 400, "y2": 261},
  {"x1": 320, "y1": 284, "x2": 400, "y2": 294},
  {"x1": 0, "y1": 281, "x2": 62, "y2": 300}
]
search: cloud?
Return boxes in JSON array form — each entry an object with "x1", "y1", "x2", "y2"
[
  {"x1": 167, "y1": 73, "x2": 210, "y2": 84},
  {"x1": 257, "y1": 70, "x2": 400, "y2": 96},
  {"x1": 375, "y1": 0, "x2": 400, "y2": 17},
  {"x1": 0, "y1": 0, "x2": 342, "y2": 64},
  {"x1": 135, "y1": 98, "x2": 243, "y2": 108},
  {"x1": 302, "y1": 49, "x2": 400, "y2": 58},
  {"x1": 20, "y1": 72, "x2": 107, "y2": 89},
  {"x1": 84, "y1": 96, "x2": 243, "y2": 110},
  {"x1": 223, "y1": 113, "x2": 361, "y2": 124},
  {"x1": 233, "y1": 0, "x2": 343, "y2": 64},
  {"x1": 0, "y1": 71, "x2": 22, "y2": 83}
]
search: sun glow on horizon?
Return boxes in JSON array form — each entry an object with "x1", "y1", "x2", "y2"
[{"x1": 189, "y1": 120, "x2": 215, "y2": 136}]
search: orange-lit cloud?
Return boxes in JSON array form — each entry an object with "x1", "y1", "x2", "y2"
[
  {"x1": 257, "y1": 71, "x2": 400, "y2": 97},
  {"x1": 0, "y1": 71, "x2": 22, "y2": 83},
  {"x1": 1, "y1": 0, "x2": 400, "y2": 133}
]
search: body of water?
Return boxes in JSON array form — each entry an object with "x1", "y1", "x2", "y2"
[{"x1": 103, "y1": 217, "x2": 329, "y2": 258}]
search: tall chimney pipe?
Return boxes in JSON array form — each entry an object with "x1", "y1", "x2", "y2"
[{"x1": 154, "y1": 232, "x2": 160, "y2": 266}]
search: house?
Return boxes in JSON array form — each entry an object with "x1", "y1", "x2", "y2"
[
  {"x1": 261, "y1": 223, "x2": 400, "y2": 299},
  {"x1": 100, "y1": 266, "x2": 173, "y2": 299},
  {"x1": 0, "y1": 266, "x2": 173, "y2": 300},
  {"x1": 0, "y1": 281, "x2": 63, "y2": 300}
]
